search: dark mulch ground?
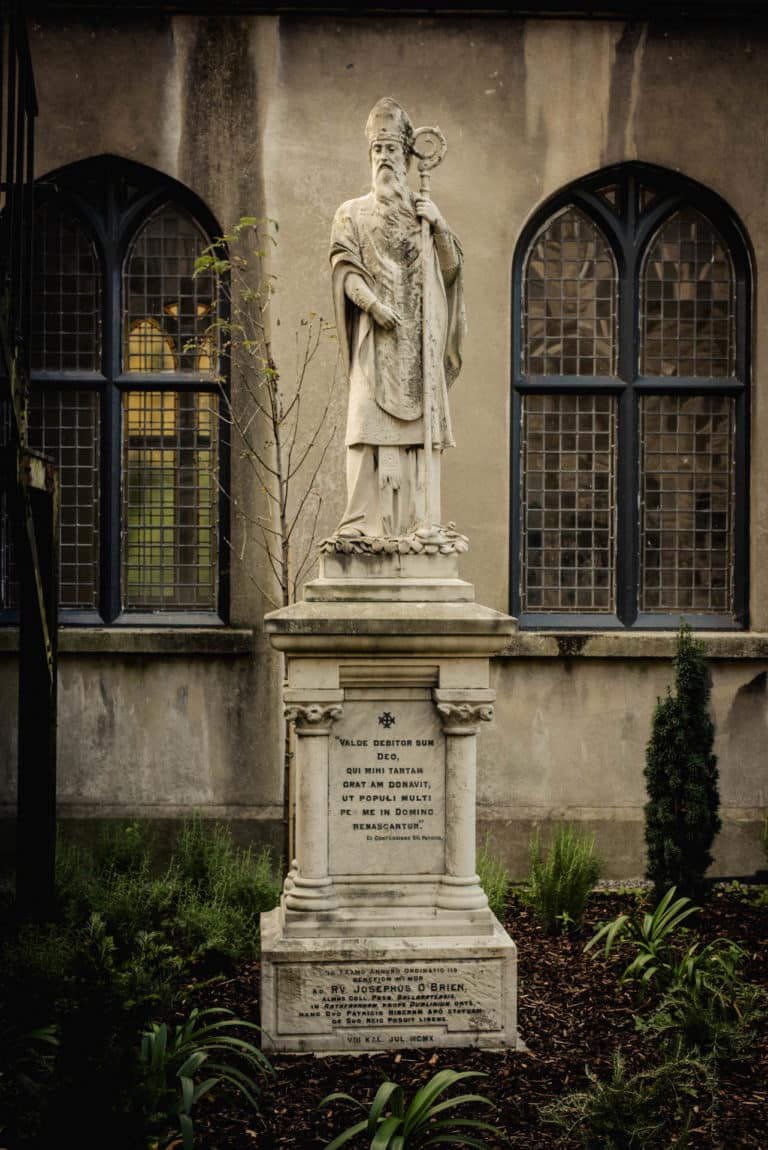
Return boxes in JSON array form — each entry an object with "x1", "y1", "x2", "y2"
[{"x1": 195, "y1": 888, "x2": 768, "y2": 1148}]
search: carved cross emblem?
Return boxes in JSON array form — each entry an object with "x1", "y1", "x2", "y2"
[{"x1": 378, "y1": 711, "x2": 396, "y2": 729}]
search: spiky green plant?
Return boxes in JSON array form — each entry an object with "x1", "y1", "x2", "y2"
[
  {"x1": 527, "y1": 825, "x2": 602, "y2": 934},
  {"x1": 139, "y1": 1007, "x2": 273, "y2": 1150},
  {"x1": 476, "y1": 836, "x2": 511, "y2": 920},
  {"x1": 585, "y1": 886, "x2": 700, "y2": 990},
  {"x1": 539, "y1": 1047, "x2": 715, "y2": 1149},
  {"x1": 172, "y1": 816, "x2": 282, "y2": 917},
  {"x1": 644, "y1": 622, "x2": 721, "y2": 902},
  {"x1": 638, "y1": 969, "x2": 765, "y2": 1062},
  {"x1": 320, "y1": 1069, "x2": 502, "y2": 1150}
]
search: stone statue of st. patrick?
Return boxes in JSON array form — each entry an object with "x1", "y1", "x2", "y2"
[{"x1": 329, "y1": 97, "x2": 466, "y2": 540}]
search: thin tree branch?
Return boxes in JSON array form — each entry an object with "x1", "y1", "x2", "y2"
[{"x1": 285, "y1": 423, "x2": 337, "y2": 540}]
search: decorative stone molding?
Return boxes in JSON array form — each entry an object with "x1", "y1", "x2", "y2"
[
  {"x1": 433, "y1": 688, "x2": 496, "y2": 730},
  {"x1": 436, "y1": 873, "x2": 489, "y2": 912},
  {"x1": 284, "y1": 872, "x2": 338, "y2": 913},
  {"x1": 435, "y1": 701, "x2": 494, "y2": 731},
  {"x1": 319, "y1": 522, "x2": 469, "y2": 556},
  {"x1": 284, "y1": 702, "x2": 344, "y2": 732}
]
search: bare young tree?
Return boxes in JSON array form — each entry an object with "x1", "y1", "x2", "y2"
[{"x1": 195, "y1": 218, "x2": 338, "y2": 609}]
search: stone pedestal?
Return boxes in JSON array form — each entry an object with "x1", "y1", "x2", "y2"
[{"x1": 261, "y1": 549, "x2": 519, "y2": 1053}]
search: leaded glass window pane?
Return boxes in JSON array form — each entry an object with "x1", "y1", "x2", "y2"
[
  {"x1": 3, "y1": 391, "x2": 101, "y2": 611},
  {"x1": 122, "y1": 391, "x2": 218, "y2": 610},
  {"x1": 641, "y1": 209, "x2": 735, "y2": 378},
  {"x1": 123, "y1": 206, "x2": 217, "y2": 376},
  {"x1": 524, "y1": 207, "x2": 617, "y2": 376},
  {"x1": 27, "y1": 390, "x2": 101, "y2": 610},
  {"x1": 521, "y1": 394, "x2": 616, "y2": 611},
  {"x1": 517, "y1": 170, "x2": 745, "y2": 626},
  {"x1": 640, "y1": 395, "x2": 734, "y2": 612},
  {"x1": 31, "y1": 203, "x2": 101, "y2": 372}
]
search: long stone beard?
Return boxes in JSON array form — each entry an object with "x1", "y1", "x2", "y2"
[{"x1": 371, "y1": 169, "x2": 416, "y2": 241}]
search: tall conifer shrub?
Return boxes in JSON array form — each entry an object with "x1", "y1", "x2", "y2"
[{"x1": 644, "y1": 622, "x2": 721, "y2": 901}]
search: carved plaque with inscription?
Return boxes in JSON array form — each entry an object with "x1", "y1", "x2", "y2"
[
  {"x1": 276, "y1": 958, "x2": 505, "y2": 1048},
  {"x1": 328, "y1": 690, "x2": 445, "y2": 875}
]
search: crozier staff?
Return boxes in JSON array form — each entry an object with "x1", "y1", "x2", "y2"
[{"x1": 330, "y1": 97, "x2": 466, "y2": 539}]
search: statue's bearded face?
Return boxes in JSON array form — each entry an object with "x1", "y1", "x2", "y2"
[{"x1": 370, "y1": 139, "x2": 409, "y2": 197}]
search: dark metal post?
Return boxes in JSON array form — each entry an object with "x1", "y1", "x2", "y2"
[
  {"x1": 14, "y1": 453, "x2": 58, "y2": 916},
  {"x1": 0, "y1": 3, "x2": 57, "y2": 918}
]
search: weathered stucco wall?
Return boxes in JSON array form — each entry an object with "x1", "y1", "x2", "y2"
[
  {"x1": 481, "y1": 650, "x2": 768, "y2": 878},
  {"x1": 2, "y1": 646, "x2": 280, "y2": 817},
  {"x1": 1, "y1": 12, "x2": 766, "y2": 875}
]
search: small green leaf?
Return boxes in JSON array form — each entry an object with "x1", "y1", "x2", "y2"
[
  {"x1": 371, "y1": 1114, "x2": 404, "y2": 1150},
  {"x1": 323, "y1": 1118, "x2": 369, "y2": 1150},
  {"x1": 319, "y1": 1092, "x2": 364, "y2": 1110},
  {"x1": 368, "y1": 1080, "x2": 404, "y2": 1134}
]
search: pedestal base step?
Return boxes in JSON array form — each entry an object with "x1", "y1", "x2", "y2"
[
  {"x1": 305, "y1": 576, "x2": 475, "y2": 602},
  {"x1": 279, "y1": 900, "x2": 496, "y2": 938},
  {"x1": 305, "y1": 547, "x2": 475, "y2": 603},
  {"x1": 260, "y1": 907, "x2": 518, "y2": 1054}
]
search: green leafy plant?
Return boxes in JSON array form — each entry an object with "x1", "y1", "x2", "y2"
[
  {"x1": 320, "y1": 1069, "x2": 502, "y2": 1150},
  {"x1": 55, "y1": 816, "x2": 280, "y2": 968},
  {"x1": 712, "y1": 878, "x2": 768, "y2": 909},
  {"x1": 173, "y1": 816, "x2": 281, "y2": 917},
  {"x1": 476, "y1": 836, "x2": 511, "y2": 919},
  {"x1": 585, "y1": 886, "x2": 763, "y2": 1058},
  {"x1": 638, "y1": 979, "x2": 764, "y2": 1063},
  {"x1": 1, "y1": 818, "x2": 282, "y2": 1148},
  {"x1": 636, "y1": 939, "x2": 765, "y2": 1060},
  {"x1": 56, "y1": 830, "x2": 172, "y2": 939},
  {"x1": 526, "y1": 825, "x2": 602, "y2": 934},
  {"x1": 139, "y1": 1007, "x2": 273, "y2": 1150},
  {"x1": 644, "y1": 621, "x2": 721, "y2": 903},
  {"x1": 96, "y1": 820, "x2": 158, "y2": 874},
  {"x1": 585, "y1": 886, "x2": 699, "y2": 991},
  {"x1": 539, "y1": 1047, "x2": 715, "y2": 1149},
  {"x1": 0, "y1": 1022, "x2": 59, "y2": 1140},
  {"x1": 169, "y1": 818, "x2": 280, "y2": 961}
]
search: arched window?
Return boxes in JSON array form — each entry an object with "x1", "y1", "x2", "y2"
[
  {"x1": 3, "y1": 156, "x2": 225, "y2": 622},
  {"x1": 512, "y1": 164, "x2": 749, "y2": 629}
]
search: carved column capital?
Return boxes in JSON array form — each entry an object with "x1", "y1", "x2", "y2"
[
  {"x1": 284, "y1": 702, "x2": 344, "y2": 732},
  {"x1": 436, "y1": 701, "x2": 494, "y2": 728},
  {"x1": 283, "y1": 689, "x2": 344, "y2": 734},
  {"x1": 433, "y1": 688, "x2": 495, "y2": 734}
]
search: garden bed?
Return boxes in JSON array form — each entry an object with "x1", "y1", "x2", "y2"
[
  {"x1": 195, "y1": 886, "x2": 768, "y2": 1148},
  {"x1": 2, "y1": 823, "x2": 765, "y2": 1149}
]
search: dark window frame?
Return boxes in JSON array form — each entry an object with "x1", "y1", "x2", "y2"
[
  {"x1": 2, "y1": 155, "x2": 230, "y2": 626},
  {"x1": 511, "y1": 162, "x2": 751, "y2": 631}
]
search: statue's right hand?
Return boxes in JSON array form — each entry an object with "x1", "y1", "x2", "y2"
[{"x1": 370, "y1": 300, "x2": 402, "y2": 330}]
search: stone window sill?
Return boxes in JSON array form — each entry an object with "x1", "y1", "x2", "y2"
[
  {"x1": 498, "y1": 631, "x2": 768, "y2": 659},
  {"x1": 0, "y1": 626, "x2": 255, "y2": 656}
]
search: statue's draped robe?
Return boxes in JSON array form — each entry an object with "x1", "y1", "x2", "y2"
[{"x1": 330, "y1": 191, "x2": 465, "y2": 536}]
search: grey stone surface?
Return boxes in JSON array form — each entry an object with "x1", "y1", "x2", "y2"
[
  {"x1": 263, "y1": 545, "x2": 519, "y2": 1048},
  {"x1": 261, "y1": 908, "x2": 517, "y2": 1053}
]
